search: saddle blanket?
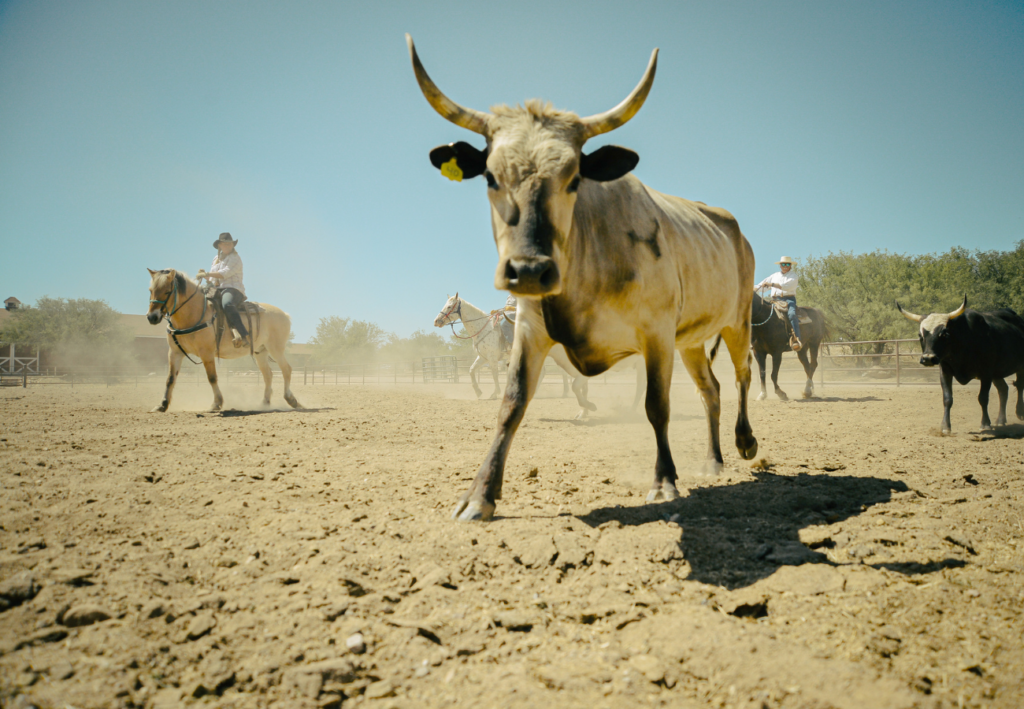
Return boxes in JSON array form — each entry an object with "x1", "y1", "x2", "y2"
[{"x1": 770, "y1": 301, "x2": 812, "y2": 325}]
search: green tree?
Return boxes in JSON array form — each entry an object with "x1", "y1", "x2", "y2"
[
  {"x1": 309, "y1": 316, "x2": 387, "y2": 364},
  {"x1": 0, "y1": 297, "x2": 135, "y2": 368}
]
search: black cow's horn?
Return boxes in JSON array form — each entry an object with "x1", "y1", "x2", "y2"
[
  {"x1": 896, "y1": 301, "x2": 924, "y2": 324},
  {"x1": 948, "y1": 295, "x2": 967, "y2": 320},
  {"x1": 407, "y1": 35, "x2": 489, "y2": 135},
  {"x1": 580, "y1": 48, "x2": 659, "y2": 140}
]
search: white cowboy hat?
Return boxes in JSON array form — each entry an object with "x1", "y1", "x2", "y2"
[{"x1": 775, "y1": 256, "x2": 795, "y2": 265}]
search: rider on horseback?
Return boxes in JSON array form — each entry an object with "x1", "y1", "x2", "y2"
[
  {"x1": 755, "y1": 256, "x2": 802, "y2": 352},
  {"x1": 199, "y1": 232, "x2": 249, "y2": 349}
]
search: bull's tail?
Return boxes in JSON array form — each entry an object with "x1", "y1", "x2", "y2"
[{"x1": 708, "y1": 335, "x2": 723, "y2": 365}]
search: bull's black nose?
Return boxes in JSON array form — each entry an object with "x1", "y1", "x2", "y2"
[
  {"x1": 504, "y1": 257, "x2": 560, "y2": 296},
  {"x1": 919, "y1": 355, "x2": 938, "y2": 366}
]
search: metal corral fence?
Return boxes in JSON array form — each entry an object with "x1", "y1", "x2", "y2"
[
  {"x1": 1, "y1": 340, "x2": 943, "y2": 389},
  {"x1": 765, "y1": 338, "x2": 939, "y2": 387}
]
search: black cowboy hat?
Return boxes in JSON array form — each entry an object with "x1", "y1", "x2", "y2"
[{"x1": 212, "y1": 232, "x2": 238, "y2": 248}]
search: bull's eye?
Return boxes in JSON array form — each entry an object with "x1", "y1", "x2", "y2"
[
  {"x1": 567, "y1": 175, "x2": 581, "y2": 193},
  {"x1": 485, "y1": 170, "x2": 499, "y2": 190}
]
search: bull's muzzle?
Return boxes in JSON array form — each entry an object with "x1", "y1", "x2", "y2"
[
  {"x1": 499, "y1": 257, "x2": 560, "y2": 296},
  {"x1": 919, "y1": 354, "x2": 939, "y2": 367}
]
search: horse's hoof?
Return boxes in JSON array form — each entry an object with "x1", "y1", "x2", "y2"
[
  {"x1": 738, "y1": 439, "x2": 758, "y2": 460},
  {"x1": 150, "y1": 405, "x2": 167, "y2": 413},
  {"x1": 586, "y1": 402, "x2": 597, "y2": 411},
  {"x1": 756, "y1": 392, "x2": 767, "y2": 401},
  {"x1": 452, "y1": 499, "x2": 494, "y2": 522},
  {"x1": 696, "y1": 460, "x2": 724, "y2": 477},
  {"x1": 777, "y1": 392, "x2": 789, "y2": 401},
  {"x1": 285, "y1": 394, "x2": 303, "y2": 409},
  {"x1": 662, "y1": 482, "x2": 680, "y2": 501},
  {"x1": 646, "y1": 488, "x2": 664, "y2": 503}
]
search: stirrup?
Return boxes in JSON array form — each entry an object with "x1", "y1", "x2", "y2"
[{"x1": 790, "y1": 336, "x2": 802, "y2": 352}]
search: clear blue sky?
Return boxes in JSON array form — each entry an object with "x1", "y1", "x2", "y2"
[{"x1": 2, "y1": 0, "x2": 1022, "y2": 342}]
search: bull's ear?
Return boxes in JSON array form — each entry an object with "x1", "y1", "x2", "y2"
[
  {"x1": 580, "y1": 145, "x2": 639, "y2": 182},
  {"x1": 429, "y1": 141, "x2": 487, "y2": 180}
]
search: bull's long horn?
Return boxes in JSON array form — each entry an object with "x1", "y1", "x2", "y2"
[
  {"x1": 895, "y1": 301, "x2": 924, "y2": 323},
  {"x1": 406, "y1": 34, "x2": 489, "y2": 135},
  {"x1": 948, "y1": 295, "x2": 967, "y2": 320},
  {"x1": 580, "y1": 48, "x2": 659, "y2": 140}
]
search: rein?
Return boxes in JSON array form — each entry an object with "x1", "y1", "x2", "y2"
[
  {"x1": 751, "y1": 290, "x2": 777, "y2": 328},
  {"x1": 154, "y1": 275, "x2": 209, "y2": 364},
  {"x1": 439, "y1": 298, "x2": 499, "y2": 341}
]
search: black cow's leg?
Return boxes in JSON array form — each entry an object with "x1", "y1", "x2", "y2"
[
  {"x1": 993, "y1": 378, "x2": 1009, "y2": 426},
  {"x1": 771, "y1": 352, "x2": 787, "y2": 401},
  {"x1": 680, "y1": 345, "x2": 725, "y2": 477},
  {"x1": 452, "y1": 339, "x2": 549, "y2": 521},
  {"x1": 754, "y1": 349, "x2": 768, "y2": 401},
  {"x1": 644, "y1": 342, "x2": 680, "y2": 500},
  {"x1": 939, "y1": 365, "x2": 954, "y2": 434},
  {"x1": 978, "y1": 378, "x2": 994, "y2": 430}
]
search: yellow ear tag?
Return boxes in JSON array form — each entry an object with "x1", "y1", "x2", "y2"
[{"x1": 440, "y1": 157, "x2": 463, "y2": 182}]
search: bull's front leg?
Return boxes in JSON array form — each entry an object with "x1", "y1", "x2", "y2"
[
  {"x1": 977, "y1": 377, "x2": 994, "y2": 430},
  {"x1": 452, "y1": 338, "x2": 550, "y2": 522},
  {"x1": 645, "y1": 340, "x2": 681, "y2": 500},
  {"x1": 939, "y1": 365, "x2": 954, "y2": 434}
]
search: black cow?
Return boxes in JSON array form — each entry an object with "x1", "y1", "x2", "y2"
[
  {"x1": 750, "y1": 293, "x2": 829, "y2": 400},
  {"x1": 896, "y1": 296, "x2": 1024, "y2": 433}
]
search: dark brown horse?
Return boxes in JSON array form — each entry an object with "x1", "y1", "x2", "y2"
[{"x1": 750, "y1": 293, "x2": 829, "y2": 400}]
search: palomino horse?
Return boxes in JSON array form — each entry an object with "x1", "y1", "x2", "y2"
[
  {"x1": 434, "y1": 293, "x2": 597, "y2": 416},
  {"x1": 146, "y1": 269, "x2": 301, "y2": 412},
  {"x1": 750, "y1": 291, "x2": 829, "y2": 400}
]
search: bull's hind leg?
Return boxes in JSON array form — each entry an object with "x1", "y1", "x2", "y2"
[
  {"x1": 644, "y1": 341, "x2": 681, "y2": 501},
  {"x1": 992, "y1": 378, "x2": 1009, "y2": 427},
  {"x1": 203, "y1": 358, "x2": 224, "y2": 411},
  {"x1": 1015, "y1": 376, "x2": 1024, "y2": 421},
  {"x1": 266, "y1": 341, "x2": 302, "y2": 409},
  {"x1": 680, "y1": 345, "x2": 724, "y2": 478},
  {"x1": 152, "y1": 348, "x2": 184, "y2": 412},
  {"x1": 255, "y1": 349, "x2": 274, "y2": 407},
  {"x1": 720, "y1": 326, "x2": 758, "y2": 460}
]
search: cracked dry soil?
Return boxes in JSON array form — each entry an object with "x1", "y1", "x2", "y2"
[{"x1": 1, "y1": 376, "x2": 1022, "y2": 709}]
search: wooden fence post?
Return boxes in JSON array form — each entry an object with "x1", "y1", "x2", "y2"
[{"x1": 896, "y1": 340, "x2": 901, "y2": 386}]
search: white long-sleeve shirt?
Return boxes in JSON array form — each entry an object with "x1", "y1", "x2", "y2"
[
  {"x1": 209, "y1": 251, "x2": 245, "y2": 295},
  {"x1": 755, "y1": 270, "x2": 797, "y2": 298}
]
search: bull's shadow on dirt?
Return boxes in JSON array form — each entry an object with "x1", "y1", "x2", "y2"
[
  {"x1": 211, "y1": 407, "x2": 334, "y2": 417},
  {"x1": 789, "y1": 395, "x2": 884, "y2": 403},
  {"x1": 578, "y1": 472, "x2": 960, "y2": 590},
  {"x1": 540, "y1": 412, "x2": 704, "y2": 426},
  {"x1": 969, "y1": 423, "x2": 1024, "y2": 440}
]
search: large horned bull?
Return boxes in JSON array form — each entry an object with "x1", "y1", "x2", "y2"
[
  {"x1": 408, "y1": 35, "x2": 759, "y2": 521},
  {"x1": 897, "y1": 297, "x2": 1024, "y2": 433}
]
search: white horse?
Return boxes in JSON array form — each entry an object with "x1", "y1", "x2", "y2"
[{"x1": 434, "y1": 293, "x2": 597, "y2": 416}]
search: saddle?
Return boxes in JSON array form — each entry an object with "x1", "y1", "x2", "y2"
[
  {"x1": 769, "y1": 299, "x2": 813, "y2": 325},
  {"x1": 492, "y1": 309, "x2": 515, "y2": 356},
  {"x1": 206, "y1": 288, "x2": 262, "y2": 357}
]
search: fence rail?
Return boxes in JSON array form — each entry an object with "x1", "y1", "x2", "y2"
[{"x1": 1, "y1": 339, "x2": 949, "y2": 389}]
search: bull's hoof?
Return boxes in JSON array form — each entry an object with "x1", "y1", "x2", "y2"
[
  {"x1": 451, "y1": 498, "x2": 495, "y2": 522},
  {"x1": 738, "y1": 438, "x2": 758, "y2": 460},
  {"x1": 756, "y1": 391, "x2": 767, "y2": 401}
]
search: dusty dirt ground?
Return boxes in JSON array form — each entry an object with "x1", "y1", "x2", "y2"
[{"x1": 1, "y1": 372, "x2": 1022, "y2": 709}]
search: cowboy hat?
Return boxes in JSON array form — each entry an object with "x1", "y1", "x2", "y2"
[
  {"x1": 775, "y1": 256, "x2": 795, "y2": 265},
  {"x1": 212, "y1": 232, "x2": 238, "y2": 248}
]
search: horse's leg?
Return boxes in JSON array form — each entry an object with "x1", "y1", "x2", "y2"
[
  {"x1": 798, "y1": 347, "x2": 814, "y2": 399},
  {"x1": 203, "y1": 358, "x2": 223, "y2": 411},
  {"x1": 771, "y1": 351, "x2": 787, "y2": 400},
  {"x1": 719, "y1": 325, "x2": 758, "y2": 461},
  {"x1": 266, "y1": 340, "x2": 301, "y2": 409},
  {"x1": 152, "y1": 347, "x2": 184, "y2": 412},
  {"x1": 548, "y1": 345, "x2": 595, "y2": 417},
  {"x1": 679, "y1": 344, "x2": 722, "y2": 479},
  {"x1": 632, "y1": 358, "x2": 647, "y2": 411},
  {"x1": 993, "y1": 377, "x2": 1009, "y2": 427},
  {"x1": 753, "y1": 348, "x2": 768, "y2": 401},
  {"x1": 804, "y1": 337, "x2": 820, "y2": 398},
  {"x1": 255, "y1": 349, "x2": 273, "y2": 407},
  {"x1": 489, "y1": 358, "x2": 502, "y2": 400},
  {"x1": 561, "y1": 370, "x2": 570, "y2": 398},
  {"x1": 469, "y1": 356, "x2": 484, "y2": 398}
]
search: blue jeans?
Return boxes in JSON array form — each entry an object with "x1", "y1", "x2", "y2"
[
  {"x1": 218, "y1": 288, "x2": 248, "y2": 338},
  {"x1": 782, "y1": 296, "x2": 800, "y2": 339}
]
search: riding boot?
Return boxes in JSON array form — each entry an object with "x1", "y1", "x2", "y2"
[{"x1": 790, "y1": 334, "x2": 803, "y2": 352}]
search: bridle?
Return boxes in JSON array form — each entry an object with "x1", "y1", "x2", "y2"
[
  {"x1": 438, "y1": 297, "x2": 500, "y2": 341},
  {"x1": 150, "y1": 274, "x2": 209, "y2": 364},
  {"x1": 751, "y1": 288, "x2": 776, "y2": 328}
]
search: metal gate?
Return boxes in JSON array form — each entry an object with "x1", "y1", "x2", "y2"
[{"x1": 421, "y1": 356, "x2": 460, "y2": 383}]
